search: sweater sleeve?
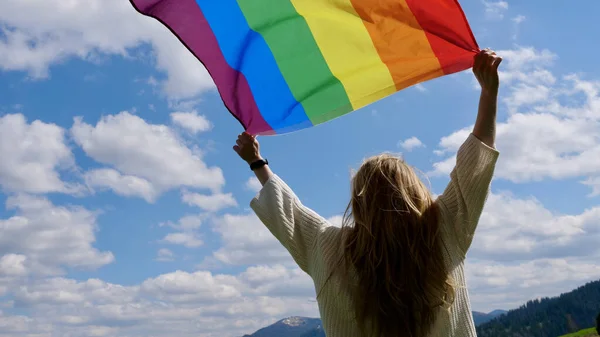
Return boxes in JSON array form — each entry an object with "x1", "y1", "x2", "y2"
[
  {"x1": 437, "y1": 133, "x2": 499, "y2": 256},
  {"x1": 250, "y1": 174, "x2": 327, "y2": 275}
]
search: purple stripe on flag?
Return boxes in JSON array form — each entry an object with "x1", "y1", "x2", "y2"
[{"x1": 129, "y1": 0, "x2": 274, "y2": 135}]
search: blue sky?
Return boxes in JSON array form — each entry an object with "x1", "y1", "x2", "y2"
[{"x1": 1, "y1": 0, "x2": 600, "y2": 336}]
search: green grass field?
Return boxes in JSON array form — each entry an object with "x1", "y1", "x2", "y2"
[{"x1": 560, "y1": 327, "x2": 598, "y2": 337}]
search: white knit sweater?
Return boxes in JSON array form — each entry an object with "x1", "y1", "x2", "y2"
[{"x1": 250, "y1": 134, "x2": 499, "y2": 337}]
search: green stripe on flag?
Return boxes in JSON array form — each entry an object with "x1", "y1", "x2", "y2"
[{"x1": 237, "y1": 0, "x2": 353, "y2": 124}]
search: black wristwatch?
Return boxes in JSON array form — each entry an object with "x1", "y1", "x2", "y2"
[{"x1": 250, "y1": 158, "x2": 268, "y2": 171}]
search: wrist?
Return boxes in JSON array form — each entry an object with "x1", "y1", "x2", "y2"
[
  {"x1": 249, "y1": 158, "x2": 268, "y2": 171},
  {"x1": 246, "y1": 156, "x2": 263, "y2": 165},
  {"x1": 481, "y1": 88, "x2": 498, "y2": 97}
]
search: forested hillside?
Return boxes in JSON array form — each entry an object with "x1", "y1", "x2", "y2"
[{"x1": 477, "y1": 280, "x2": 600, "y2": 337}]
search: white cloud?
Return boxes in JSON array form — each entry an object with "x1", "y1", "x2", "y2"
[
  {"x1": 498, "y1": 47, "x2": 556, "y2": 74},
  {"x1": 398, "y1": 136, "x2": 425, "y2": 151},
  {"x1": 433, "y1": 98, "x2": 600, "y2": 185},
  {"x1": 159, "y1": 215, "x2": 207, "y2": 249},
  {"x1": 414, "y1": 84, "x2": 427, "y2": 92},
  {"x1": 467, "y1": 257, "x2": 600, "y2": 311},
  {"x1": 140, "y1": 271, "x2": 243, "y2": 303},
  {"x1": 513, "y1": 15, "x2": 526, "y2": 24},
  {"x1": 245, "y1": 177, "x2": 263, "y2": 193},
  {"x1": 0, "y1": 254, "x2": 28, "y2": 277},
  {"x1": 582, "y1": 177, "x2": 600, "y2": 197},
  {"x1": 239, "y1": 265, "x2": 314, "y2": 297},
  {"x1": 170, "y1": 111, "x2": 212, "y2": 134},
  {"x1": 161, "y1": 232, "x2": 203, "y2": 248},
  {"x1": 71, "y1": 111, "x2": 225, "y2": 198},
  {"x1": 13, "y1": 277, "x2": 135, "y2": 307},
  {"x1": 470, "y1": 192, "x2": 599, "y2": 261},
  {"x1": 209, "y1": 214, "x2": 292, "y2": 266},
  {"x1": 499, "y1": 69, "x2": 557, "y2": 91},
  {"x1": 0, "y1": 311, "x2": 48, "y2": 335},
  {"x1": 0, "y1": 194, "x2": 114, "y2": 276},
  {"x1": 84, "y1": 168, "x2": 158, "y2": 202},
  {"x1": 511, "y1": 15, "x2": 526, "y2": 41},
  {"x1": 156, "y1": 249, "x2": 175, "y2": 262},
  {"x1": 181, "y1": 191, "x2": 237, "y2": 212},
  {"x1": 199, "y1": 210, "x2": 342, "y2": 269},
  {"x1": 160, "y1": 214, "x2": 205, "y2": 231},
  {"x1": 327, "y1": 215, "x2": 344, "y2": 228},
  {"x1": 438, "y1": 188, "x2": 600, "y2": 311},
  {"x1": 431, "y1": 47, "x2": 600, "y2": 193},
  {"x1": 0, "y1": 266, "x2": 318, "y2": 337},
  {"x1": 498, "y1": 47, "x2": 557, "y2": 113},
  {"x1": 483, "y1": 1, "x2": 509, "y2": 20},
  {"x1": 0, "y1": 0, "x2": 214, "y2": 99},
  {"x1": 206, "y1": 212, "x2": 342, "y2": 267},
  {"x1": 0, "y1": 113, "x2": 79, "y2": 194},
  {"x1": 505, "y1": 84, "x2": 552, "y2": 111}
]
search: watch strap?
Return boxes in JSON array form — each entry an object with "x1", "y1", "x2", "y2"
[{"x1": 250, "y1": 158, "x2": 268, "y2": 171}]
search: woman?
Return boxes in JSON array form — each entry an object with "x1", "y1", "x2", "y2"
[{"x1": 233, "y1": 49, "x2": 502, "y2": 337}]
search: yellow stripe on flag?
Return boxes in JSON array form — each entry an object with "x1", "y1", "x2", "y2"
[{"x1": 289, "y1": 0, "x2": 396, "y2": 110}]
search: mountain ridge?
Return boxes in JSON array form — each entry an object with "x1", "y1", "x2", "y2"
[
  {"x1": 242, "y1": 310, "x2": 506, "y2": 337},
  {"x1": 242, "y1": 317, "x2": 322, "y2": 337}
]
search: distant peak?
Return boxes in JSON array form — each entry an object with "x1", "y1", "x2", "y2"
[{"x1": 281, "y1": 316, "x2": 306, "y2": 327}]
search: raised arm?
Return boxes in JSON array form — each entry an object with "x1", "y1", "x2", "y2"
[
  {"x1": 234, "y1": 132, "x2": 326, "y2": 275},
  {"x1": 472, "y1": 49, "x2": 502, "y2": 148},
  {"x1": 437, "y1": 50, "x2": 502, "y2": 256}
]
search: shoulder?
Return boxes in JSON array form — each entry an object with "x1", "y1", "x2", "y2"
[
  {"x1": 435, "y1": 201, "x2": 468, "y2": 263},
  {"x1": 313, "y1": 225, "x2": 345, "y2": 265},
  {"x1": 311, "y1": 225, "x2": 348, "y2": 289}
]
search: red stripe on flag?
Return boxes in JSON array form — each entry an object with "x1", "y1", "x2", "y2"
[{"x1": 405, "y1": 0, "x2": 479, "y2": 74}]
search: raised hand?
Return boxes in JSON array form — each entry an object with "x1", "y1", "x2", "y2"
[
  {"x1": 233, "y1": 132, "x2": 262, "y2": 164},
  {"x1": 473, "y1": 49, "x2": 502, "y2": 95}
]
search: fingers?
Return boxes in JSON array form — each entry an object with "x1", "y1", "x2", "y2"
[
  {"x1": 485, "y1": 52, "x2": 498, "y2": 67},
  {"x1": 237, "y1": 132, "x2": 256, "y2": 144},
  {"x1": 473, "y1": 50, "x2": 485, "y2": 74},
  {"x1": 473, "y1": 48, "x2": 502, "y2": 93},
  {"x1": 234, "y1": 131, "x2": 257, "y2": 156},
  {"x1": 474, "y1": 49, "x2": 502, "y2": 75},
  {"x1": 492, "y1": 56, "x2": 503, "y2": 71}
]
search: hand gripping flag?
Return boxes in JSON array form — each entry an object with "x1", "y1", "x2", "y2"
[{"x1": 130, "y1": 0, "x2": 479, "y2": 135}]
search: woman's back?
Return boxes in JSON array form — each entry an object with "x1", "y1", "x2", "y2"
[
  {"x1": 250, "y1": 134, "x2": 499, "y2": 337},
  {"x1": 310, "y1": 224, "x2": 468, "y2": 337}
]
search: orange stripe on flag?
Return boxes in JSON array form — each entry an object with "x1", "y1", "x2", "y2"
[
  {"x1": 350, "y1": 0, "x2": 446, "y2": 91},
  {"x1": 405, "y1": 0, "x2": 479, "y2": 74}
]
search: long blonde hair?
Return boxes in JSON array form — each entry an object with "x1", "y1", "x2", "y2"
[{"x1": 341, "y1": 153, "x2": 454, "y2": 337}]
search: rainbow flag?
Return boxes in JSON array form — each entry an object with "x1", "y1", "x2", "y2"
[{"x1": 130, "y1": 0, "x2": 479, "y2": 135}]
